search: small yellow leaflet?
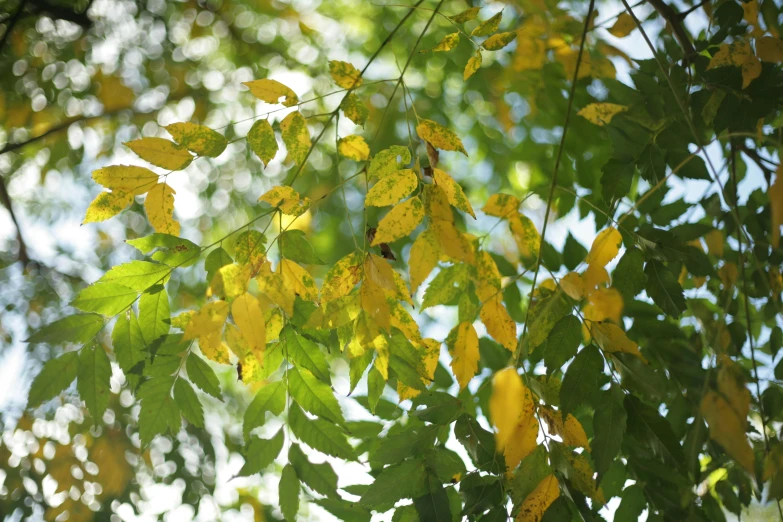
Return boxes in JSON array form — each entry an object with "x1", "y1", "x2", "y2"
[
  {"x1": 489, "y1": 367, "x2": 524, "y2": 451},
  {"x1": 372, "y1": 196, "x2": 425, "y2": 245},
  {"x1": 124, "y1": 137, "x2": 193, "y2": 170},
  {"x1": 337, "y1": 134, "x2": 370, "y2": 161},
  {"x1": 450, "y1": 322, "x2": 479, "y2": 389},
  {"x1": 365, "y1": 169, "x2": 417, "y2": 207},
  {"x1": 145, "y1": 183, "x2": 180, "y2": 236},
  {"x1": 242, "y1": 79, "x2": 298, "y2": 106}
]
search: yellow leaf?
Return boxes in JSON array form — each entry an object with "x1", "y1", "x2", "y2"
[
  {"x1": 410, "y1": 228, "x2": 441, "y2": 293},
  {"x1": 266, "y1": 308, "x2": 284, "y2": 341},
  {"x1": 718, "y1": 262, "x2": 738, "y2": 288},
  {"x1": 481, "y1": 295, "x2": 517, "y2": 351},
  {"x1": 433, "y1": 168, "x2": 475, "y2": 218},
  {"x1": 145, "y1": 183, "x2": 180, "y2": 236},
  {"x1": 464, "y1": 50, "x2": 483, "y2": 80},
  {"x1": 586, "y1": 227, "x2": 622, "y2": 268},
  {"x1": 256, "y1": 262, "x2": 295, "y2": 316},
  {"x1": 364, "y1": 253, "x2": 396, "y2": 292},
  {"x1": 92, "y1": 165, "x2": 158, "y2": 195},
  {"x1": 232, "y1": 292, "x2": 266, "y2": 355},
  {"x1": 608, "y1": 13, "x2": 636, "y2": 38},
  {"x1": 509, "y1": 213, "x2": 540, "y2": 264},
  {"x1": 503, "y1": 385, "x2": 538, "y2": 473},
  {"x1": 424, "y1": 184, "x2": 454, "y2": 222},
  {"x1": 96, "y1": 73, "x2": 135, "y2": 112},
  {"x1": 372, "y1": 196, "x2": 425, "y2": 245},
  {"x1": 586, "y1": 287, "x2": 624, "y2": 323},
  {"x1": 476, "y1": 251, "x2": 502, "y2": 302},
  {"x1": 259, "y1": 185, "x2": 310, "y2": 217},
  {"x1": 416, "y1": 119, "x2": 468, "y2": 156},
  {"x1": 742, "y1": 53, "x2": 761, "y2": 89},
  {"x1": 705, "y1": 229, "x2": 724, "y2": 257},
  {"x1": 449, "y1": 7, "x2": 480, "y2": 23},
  {"x1": 483, "y1": 193, "x2": 520, "y2": 218},
  {"x1": 483, "y1": 32, "x2": 517, "y2": 51},
  {"x1": 242, "y1": 79, "x2": 299, "y2": 107},
  {"x1": 322, "y1": 251, "x2": 363, "y2": 302},
  {"x1": 278, "y1": 259, "x2": 318, "y2": 301},
  {"x1": 450, "y1": 322, "x2": 479, "y2": 389},
  {"x1": 489, "y1": 367, "x2": 525, "y2": 451},
  {"x1": 583, "y1": 264, "x2": 610, "y2": 294},
  {"x1": 391, "y1": 301, "x2": 423, "y2": 343},
  {"x1": 702, "y1": 365, "x2": 754, "y2": 472},
  {"x1": 280, "y1": 111, "x2": 311, "y2": 165},
  {"x1": 360, "y1": 281, "x2": 390, "y2": 330},
  {"x1": 389, "y1": 268, "x2": 413, "y2": 305},
  {"x1": 471, "y1": 12, "x2": 502, "y2": 37},
  {"x1": 757, "y1": 36, "x2": 783, "y2": 63},
  {"x1": 559, "y1": 272, "x2": 584, "y2": 300},
  {"x1": 568, "y1": 453, "x2": 605, "y2": 505},
  {"x1": 771, "y1": 168, "x2": 783, "y2": 248},
  {"x1": 742, "y1": 0, "x2": 760, "y2": 33},
  {"x1": 165, "y1": 122, "x2": 227, "y2": 157},
  {"x1": 210, "y1": 263, "x2": 251, "y2": 300},
  {"x1": 183, "y1": 301, "x2": 229, "y2": 341},
  {"x1": 422, "y1": 32, "x2": 460, "y2": 52},
  {"x1": 337, "y1": 134, "x2": 370, "y2": 161},
  {"x1": 431, "y1": 220, "x2": 475, "y2": 264},
  {"x1": 199, "y1": 329, "x2": 232, "y2": 364},
  {"x1": 707, "y1": 41, "x2": 752, "y2": 70},
  {"x1": 541, "y1": 407, "x2": 591, "y2": 451},
  {"x1": 578, "y1": 103, "x2": 628, "y2": 126},
  {"x1": 516, "y1": 474, "x2": 559, "y2": 522},
  {"x1": 591, "y1": 321, "x2": 646, "y2": 361},
  {"x1": 329, "y1": 60, "x2": 363, "y2": 89},
  {"x1": 124, "y1": 137, "x2": 193, "y2": 170},
  {"x1": 83, "y1": 191, "x2": 134, "y2": 223},
  {"x1": 365, "y1": 169, "x2": 418, "y2": 207}
]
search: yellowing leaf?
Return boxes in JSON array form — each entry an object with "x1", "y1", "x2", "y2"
[
  {"x1": 489, "y1": 367, "x2": 525, "y2": 451},
  {"x1": 591, "y1": 321, "x2": 645, "y2": 361},
  {"x1": 450, "y1": 322, "x2": 479, "y2": 389},
  {"x1": 484, "y1": 193, "x2": 520, "y2": 218},
  {"x1": 409, "y1": 228, "x2": 441, "y2": 293},
  {"x1": 578, "y1": 103, "x2": 628, "y2": 126},
  {"x1": 280, "y1": 111, "x2": 311, "y2": 165},
  {"x1": 83, "y1": 191, "x2": 134, "y2": 224},
  {"x1": 757, "y1": 36, "x2": 783, "y2": 63},
  {"x1": 322, "y1": 251, "x2": 363, "y2": 302},
  {"x1": 450, "y1": 7, "x2": 480, "y2": 23},
  {"x1": 586, "y1": 227, "x2": 622, "y2": 268},
  {"x1": 476, "y1": 251, "x2": 502, "y2": 302},
  {"x1": 559, "y1": 272, "x2": 584, "y2": 300},
  {"x1": 256, "y1": 262, "x2": 295, "y2": 316},
  {"x1": 541, "y1": 407, "x2": 590, "y2": 451},
  {"x1": 165, "y1": 122, "x2": 227, "y2": 157},
  {"x1": 145, "y1": 183, "x2": 180, "y2": 236},
  {"x1": 719, "y1": 262, "x2": 739, "y2": 288},
  {"x1": 514, "y1": 36, "x2": 546, "y2": 71},
  {"x1": 431, "y1": 220, "x2": 475, "y2": 264},
  {"x1": 337, "y1": 134, "x2": 370, "y2": 161},
  {"x1": 464, "y1": 50, "x2": 483, "y2": 80},
  {"x1": 247, "y1": 119, "x2": 278, "y2": 166},
  {"x1": 433, "y1": 168, "x2": 475, "y2": 218},
  {"x1": 742, "y1": 53, "x2": 761, "y2": 89},
  {"x1": 364, "y1": 253, "x2": 396, "y2": 293},
  {"x1": 183, "y1": 301, "x2": 229, "y2": 341},
  {"x1": 243, "y1": 79, "x2": 298, "y2": 107},
  {"x1": 705, "y1": 229, "x2": 724, "y2": 257},
  {"x1": 583, "y1": 264, "x2": 610, "y2": 294},
  {"x1": 360, "y1": 281, "x2": 390, "y2": 330},
  {"x1": 503, "y1": 385, "x2": 538, "y2": 473},
  {"x1": 365, "y1": 169, "x2": 417, "y2": 207},
  {"x1": 586, "y1": 287, "x2": 623, "y2": 323},
  {"x1": 483, "y1": 32, "x2": 516, "y2": 51},
  {"x1": 210, "y1": 263, "x2": 251, "y2": 300},
  {"x1": 124, "y1": 137, "x2": 193, "y2": 170},
  {"x1": 702, "y1": 385, "x2": 754, "y2": 473},
  {"x1": 416, "y1": 119, "x2": 468, "y2": 156},
  {"x1": 481, "y1": 295, "x2": 517, "y2": 351},
  {"x1": 471, "y1": 12, "x2": 502, "y2": 37},
  {"x1": 608, "y1": 13, "x2": 635, "y2": 38},
  {"x1": 422, "y1": 32, "x2": 459, "y2": 52},
  {"x1": 707, "y1": 41, "x2": 752, "y2": 70},
  {"x1": 232, "y1": 293, "x2": 266, "y2": 355},
  {"x1": 259, "y1": 186, "x2": 310, "y2": 217},
  {"x1": 329, "y1": 60, "x2": 363, "y2": 89},
  {"x1": 516, "y1": 475, "x2": 559, "y2": 522},
  {"x1": 509, "y1": 213, "x2": 540, "y2": 263},
  {"x1": 341, "y1": 93, "x2": 369, "y2": 126},
  {"x1": 372, "y1": 196, "x2": 425, "y2": 245},
  {"x1": 568, "y1": 453, "x2": 605, "y2": 504},
  {"x1": 771, "y1": 168, "x2": 783, "y2": 248},
  {"x1": 279, "y1": 259, "x2": 318, "y2": 301},
  {"x1": 424, "y1": 184, "x2": 454, "y2": 222},
  {"x1": 92, "y1": 165, "x2": 159, "y2": 195}
]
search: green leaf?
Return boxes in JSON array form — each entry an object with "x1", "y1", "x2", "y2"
[
  {"x1": 360, "y1": 459, "x2": 428, "y2": 508},
  {"x1": 601, "y1": 159, "x2": 634, "y2": 205},
  {"x1": 289, "y1": 366, "x2": 345, "y2": 426},
  {"x1": 247, "y1": 119, "x2": 278, "y2": 166},
  {"x1": 349, "y1": 350, "x2": 373, "y2": 394},
  {"x1": 425, "y1": 447, "x2": 467, "y2": 483},
  {"x1": 139, "y1": 285, "x2": 170, "y2": 343},
  {"x1": 166, "y1": 122, "x2": 227, "y2": 157},
  {"x1": 367, "y1": 364, "x2": 384, "y2": 414},
  {"x1": 279, "y1": 464, "x2": 301, "y2": 521},
  {"x1": 341, "y1": 93, "x2": 369, "y2": 126},
  {"x1": 126, "y1": 233, "x2": 200, "y2": 267},
  {"x1": 471, "y1": 11, "x2": 502, "y2": 37},
  {"x1": 527, "y1": 290, "x2": 571, "y2": 348},
  {"x1": 77, "y1": 344, "x2": 112, "y2": 421},
  {"x1": 413, "y1": 473, "x2": 452, "y2": 522},
  {"x1": 509, "y1": 445, "x2": 551, "y2": 507},
  {"x1": 186, "y1": 354, "x2": 221, "y2": 399},
  {"x1": 624, "y1": 395, "x2": 686, "y2": 469},
  {"x1": 616, "y1": 484, "x2": 647, "y2": 521},
  {"x1": 288, "y1": 403, "x2": 356, "y2": 460},
  {"x1": 592, "y1": 384, "x2": 627, "y2": 482},
  {"x1": 667, "y1": 149, "x2": 710, "y2": 180},
  {"x1": 72, "y1": 282, "x2": 138, "y2": 316},
  {"x1": 411, "y1": 391, "x2": 463, "y2": 425},
  {"x1": 449, "y1": 7, "x2": 480, "y2": 23},
  {"x1": 174, "y1": 378, "x2": 204, "y2": 428},
  {"x1": 454, "y1": 414, "x2": 502, "y2": 472},
  {"x1": 243, "y1": 380, "x2": 286, "y2": 440},
  {"x1": 544, "y1": 315, "x2": 581, "y2": 374},
  {"x1": 205, "y1": 247, "x2": 233, "y2": 284},
  {"x1": 234, "y1": 230, "x2": 266, "y2": 268},
  {"x1": 27, "y1": 314, "x2": 104, "y2": 344},
  {"x1": 612, "y1": 248, "x2": 646, "y2": 301},
  {"x1": 98, "y1": 260, "x2": 171, "y2": 291},
  {"x1": 313, "y1": 498, "x2": 371, "y2": 522},
  {"x1": 560, "y1": 344, "x2": 603, "y2": 416},
  {"x1": 563, "y1": 234, "x2": 587, "y2": 271},
  {"x1": 644, "y1": 260, "x2": 686, "y2": 317},
  {"x1": 368, "y1": 145, "x2": 411, "y2": 178},
  {"x1": 137, "y1": 376, "x2": 180, "y2": 446},
  {"x1": 289, "y1": 443, "x2": 338, "y2": 498},
  {"x1": 638, "y1": 143, "x2": 666, "y2": 184},
  {"x1": 279, "y1": 229, "x2": 324, "y2": 265},
  {"x1": 282, "y1": 326, "x2": 330, "y2": 383},
  {"x1": 422, "y1": 264, "x2": 469, "y2": 310},
  {"x1": 371, "y1": 424, "x2": 439, "y2": 466},
  {"x1": 27, "y1": 351, "x2": 80, "y2": 408},
  {"x1": 112, "y1": 311, "x2": 146, "y2": 372},
  {"x1": 239, "y1": 428, "x2": 284, "y2": 476}
]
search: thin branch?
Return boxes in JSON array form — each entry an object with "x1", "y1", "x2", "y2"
[
  {"x1": 645, "y1": 0, "x2": 697, "y2": 61},
  {"x1": 678, "y1": 0, "x2": 709, "y2": 19},
  {"x1": 0, "y1": 1, "x2": 26, "y2": 56}
]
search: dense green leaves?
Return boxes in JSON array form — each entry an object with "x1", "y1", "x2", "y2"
[
  {"x1": 27, "y1": 351, "x2": 80, "y2": 409},
  {"x1": 288, "y1": 403, "x2": 356, "y2": 460},
  {"x1": 288, "y1": 367, "x2": 345, "y2": 426},
  {"x1": 592, "y1": 385, "x2": 627, "y2": 481},
  {"x1": 77, "y1": 345, "x2": 112, "y2": 421},
  {"x1": 360, "y1": 459, "x2": 428, "y2": 508},
  {"x1": 279, "y1": 464, "x2": 301, "y2": 521},
  {"x1": 27, "y1": 314, "x2": 104, "y2": 344},
  {"x1": 239, "y1": 429, "x2": 284, "y2": 476},
  {"x1": 243, "y1": 380, "x2": 286, "y2": 440},
  {"x1": 644, "y1": 260, "x2": 686, "y2": 317},
  {"x1": 560, "y1": 345, "x2": 603, "y2": 415}
]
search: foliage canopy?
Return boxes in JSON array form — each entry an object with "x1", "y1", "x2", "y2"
[{"x1": 3, "y1": 0, "x2": 783, "y2": 520}]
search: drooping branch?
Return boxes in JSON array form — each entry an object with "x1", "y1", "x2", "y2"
[{"x1": 645, "y1": 0, "x2": 698, "y2": 61}]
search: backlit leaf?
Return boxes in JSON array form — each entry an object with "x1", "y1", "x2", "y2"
[
  {"x1": 586, "y1": 227, "x2": 622, "y2": 268},
  {"x1": 464, "y1": 50, "x2": 483, "y2": 79},
  {"x1": 165, "y1": 122, "x2": 227, "y2": 157},
  {"x1": 337, "y1": 134, "x2": 370, "y2": 161},
  {"x1": 243, "y1": 79, "x2": 298, "y2": 106},
  {"x1": 515, "y1": 474, "x2": 559, "y2": 522},
  {"x1": 84, "y1": 190, "x2": 134, "y2": 223},
  {"x1": 124, "y1": 137, "x2": 193, "y2": 170},
  {"x1": 329, "y1": 60, "x2": 363, "y2": 89},
  {"x1": 416, "y1": 119, "x2": 467, "y2": 156},
  {"x1": 259, "y1": 185, "x2": 310, "y2": 217},
  {"x1": 281, "y1": 111, "x2": 311, "y2": 165},
  {"x1": 450, "y1": 322, "x2": 479, "y2": 389},
  {"x1": 578, "y1": 103, "x2": 628, "y2": 126},
  {"x1": 372, "y1": 196, "x2": 425, "y2": 245},
  {"x1": 91, "y1": 165, "x2": 158, "y2": 195},
  {"x1": 483, "y1": 32, "x2": 516, "y2": 51},
  {"x1": 365, "y1": 169, "x2": 417, "y2": 207},
  {"x1": 433, "y1": 168, "x2": 475, "y2": 218},
  {"x1": 247, "y1": 119, "x2": 278, "y2": 166},
  {"x1": 471, "y1": 12, "x2": 502, "y2": 37},
  {"x1": 490, "y1": 367, "x2": 525, "y2": 451},
  {"x1": 27, "y1": 351, "x2": 80, "y2": 409},
  {"x1": 145, "y1": 183, "x2": 180, "y2": 236}
]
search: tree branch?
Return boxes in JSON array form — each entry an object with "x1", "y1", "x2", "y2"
[{"x1": 645, "y1": 0, "x2": 697, "y2": 61}]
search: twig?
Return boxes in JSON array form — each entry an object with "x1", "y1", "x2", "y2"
[{"x1": 645, "y1": 0, "x2": 697, "y2": 61}]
